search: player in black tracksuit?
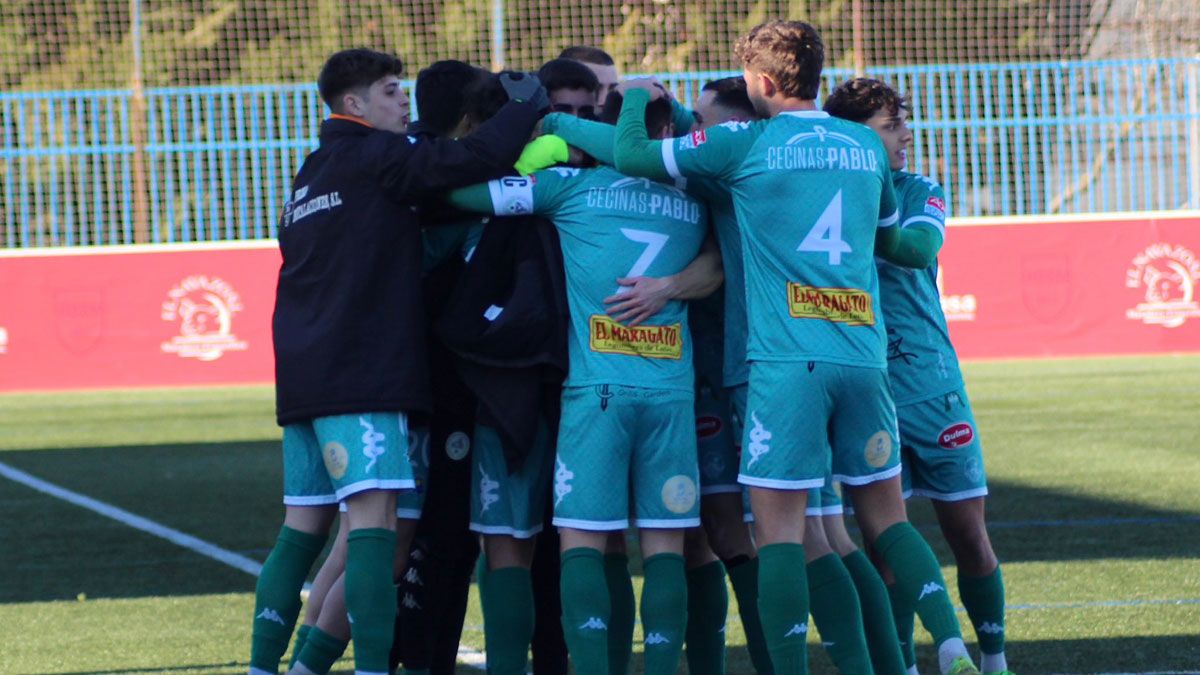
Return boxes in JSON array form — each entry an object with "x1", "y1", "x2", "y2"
[{"x1": 248, "y1": 48, "x2": 547, "y2": 675}]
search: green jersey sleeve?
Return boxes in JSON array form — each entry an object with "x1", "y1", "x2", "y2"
[
  {"x1": 663, "y1": 120, "x2": 759, "y2": 184},
  {"x1": 882, "y1": 172, "x2": 947, "y2": 268},
  {"x1": 542, "y1": 114, "x2": 617, "y2": 166},
  {"x1": 444, "y1": 168, "x2": 578, "y2": 218}
]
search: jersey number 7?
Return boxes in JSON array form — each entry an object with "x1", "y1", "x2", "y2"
[
  {"x1": 617, "y1": 228, "x2": 670, "y2": 293},
  {"x1": 797, "y1": 190, "x2": 852, "y2": 266}
]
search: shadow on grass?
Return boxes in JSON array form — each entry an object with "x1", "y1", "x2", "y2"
[
  {"x1": 2, "y1": 442, "x2": 1199, "y2": 603},
  {"x1": 57, "y1": 662, "x2": 250, "y2": 675}
]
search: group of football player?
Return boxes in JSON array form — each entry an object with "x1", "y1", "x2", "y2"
[{"x1": 248, "y1": 18, "x2": 1011, "y2": 675}]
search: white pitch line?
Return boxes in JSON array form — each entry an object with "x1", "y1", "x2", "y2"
[{"x1": 0, "y1": 460, "x2": 264, "y2": 577}]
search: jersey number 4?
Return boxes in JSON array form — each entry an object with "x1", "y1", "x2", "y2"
[
  {"x1": 797, "y1": 190, "x2": 852, "y2": 265},
  {"x1": 618, "y1": 228, "x2": 669, "y2": 292}
]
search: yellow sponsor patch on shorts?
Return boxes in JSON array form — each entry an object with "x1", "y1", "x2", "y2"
[
  {"x1": 864, "y1": 431, "x2": 893, "y2": 469},
  {"x1": 323, "y1": 441, "x2": 349, "y2": 480},
  {"x1": 787, "y1": 283, "x2": 875, "y2": 325},
  {"x1": 589, "y1": 315, "x2": 683, "y2": 359}
]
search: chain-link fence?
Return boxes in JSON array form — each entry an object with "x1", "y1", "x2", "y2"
[
  {"x1": 4, "y1": 0, "x2": 1198, "y2": 90},
  {"x1": 1, "y1": 1, "x2": 1199, "y2": 247}
]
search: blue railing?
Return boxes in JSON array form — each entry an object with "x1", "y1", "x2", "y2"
[{"x1": 2, "y1": 59, "x2": 1198, "y2": 248}]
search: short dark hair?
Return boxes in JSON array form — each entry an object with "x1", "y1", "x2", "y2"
[
  {"x1": 558, "y1": 45, "x2": 615, "y2": 66},
  {"x1": 823, "y1": 77, "x2": 911, "y2": 123},
  {"x1": 318, "y1": 48, "x2": 405, "y2": 112},
  {"x1": 701, "y1": 76, "x2": 756, "y2": 119},
  {"x1": 733, "y1": 21, "x2": 824, "y2": 100},
  {"x1": 461, "y1": 72, "x2": 511, "y2": 127},
  {"x1": 598, "y1": 92, "x2": 674, "y2": 139},
  {"x1": 537, "y1": 58, "x2": 600, "y2": 95},
  {"x1": 415, "y1": 60, "x2": 486, "y2": 135}
]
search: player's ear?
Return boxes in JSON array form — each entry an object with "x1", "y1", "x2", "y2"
[{"x1": 760, "y1": 73, "x2": 779, "y2": 99}]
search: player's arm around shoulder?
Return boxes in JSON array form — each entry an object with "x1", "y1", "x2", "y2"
[
  {"x1": 880, "y1": 173, "x2": 946, "y2": 269},
  {"x1": 372, "y1": 98, "x2": 542, "y2": 199},
  {"x1": 445, "y1": 166, "x2": 584, "y2": 219}
]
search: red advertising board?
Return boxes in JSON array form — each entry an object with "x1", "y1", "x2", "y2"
[
  {"x1": 938, "y1": 211, "x2": 1200, "y2": 359},
  {"x1": 1, "y1": 212, "x2": 1198, "y2": 392},
  {"x1": 0, "y1": 242, "x2": 280, "y2": 392}
]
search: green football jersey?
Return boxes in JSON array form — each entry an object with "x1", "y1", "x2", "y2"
[
  {"x1": 543, "y1": 114, "x2": 751, "y2": 388},
  {"x1": 664, "y1": 113, "x2": 899, "y2": 368},
  {"x1": 483, "y1": 166, "x2": 708, "y2": 391},
  {"x1": 876, "y1": 171, "x2": 964, "y2": 405}
]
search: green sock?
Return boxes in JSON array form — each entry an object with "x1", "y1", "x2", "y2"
[
  {"x1": 727, "y1": 557, "x2": 774, "y2": 674},
  {"x1": 249, "y1": 525, "x2": 327, "y2": 673},
  {"x1": 344, "y1": 528, "x2": 398, "y2": 674},
  {"x1": 874, "y1": 523, "x2": 962, "y2": 648},
  {"x1": 482, "y1": 566, "x2": 535, "y2": 675},
  {"x1": 887, "y1": 582, "x2": 917, "y2": 669},
  {"x1": 287, "y1": 623, "x2": 312, "y2": 670},
  {"x1": 604, "y1": 552, "x2": 636, "y2": 675},
  {"x1": 757, "y1": 543, "x2": 809, "y2": 674},
  {"x1": 958, "y1": 566, "x2": 1007, "y2": 658},
  {"x1": 807, "y1": 553, "x2": 871, "y2": 674},
  {"x1": 294, "y1": 625, "x2": 348, "y2": 674},
  {"x1": 402, "y1": 670, "x2": 430, "y2": 675},
  {"x1": 685, "y1": 560, "x2": 728, "y2": 675},
  {"x1": 842, "y1": 550, "x2": 908, "y2": 675},
  {"x1": 640, "y1": 553, "x2": 688, "y2": 675},
  {"x1": 561, "y1": 547, "x2": 611, "y2": 675}
]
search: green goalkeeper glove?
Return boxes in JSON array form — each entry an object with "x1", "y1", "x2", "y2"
[{"x1": 514, "y1": 135, "x2": 569, "y2": 175}]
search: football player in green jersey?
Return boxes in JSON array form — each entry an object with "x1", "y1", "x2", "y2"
[
  {"x1": 446, "y1": 97, "x2": 709, "y2": 675},
  {"x1": 543, "y1": 76, "x2": 889, "y2": 674},
  {"x1": 611, "y1": 21, "x2": 979, "y2": 675},
  {"x1": 825, "y1": 77, "x2": 1012, "y2": 675}
]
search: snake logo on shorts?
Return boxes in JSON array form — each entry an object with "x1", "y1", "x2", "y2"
[
  {"x1": 746, "y1": 412, "x2": 773, "y2": 467},
  {"x1": 359, "y1": 416, "x2": 386, "y2": 472},
  {"x1": 554, "y1": 457, "x2": 575, "y2": 506},
  {"x1": 864, "y1": 431, "x2": 893, "y2": 468},
  {"x1": 479, "y1": 468, "x2": 500, "y2": 513},
  {"x1": 595, "y1": 384, "x2": 614, "y2": 411}
]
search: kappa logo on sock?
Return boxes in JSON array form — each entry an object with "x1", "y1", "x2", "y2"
[
  {"x1": 479, "y1": 467, "x2": 500, "y2": 513},
  {"x1": 359, "y1": 416, "x2": 387, "y2": 472},
  {"x1": 402, "y1": 592, "x2": 422, "y2": 610},
  {"x1": 645, "y1": 632, "x2": 671, "y2": 645},
  {"x1": 918, "y1": 582, "x2": 945, "y2": 600},
  {"x1": 784, "y1": 622, "x2": 808, "y2": 637},
  {"x1": 403, "y1": 567, "x2": 423, "y2": 586},
  {"x1": 554, "y1": 457, "x2": 575, "y2": 506},
  {"x1": 746, "y1": 412, "x2": 773, "y2": 468},
  {"x1": 579, "y1": 617, "x2": 608, "y2": 630},
  {"x1": 255, "y1": 608, "x2": 285, "y2": 625},
  {"x1": 978, "y1": 621, "x2": 1004, "y2": 635}
]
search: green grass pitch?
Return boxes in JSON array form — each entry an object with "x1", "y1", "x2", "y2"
[{"x1": 1, "y1": 355, "x2": 1198, "y2": 673}]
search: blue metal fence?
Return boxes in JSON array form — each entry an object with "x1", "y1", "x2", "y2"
[{"x1": 2, "y1": 59, "x2": 1197, "y2": 248}]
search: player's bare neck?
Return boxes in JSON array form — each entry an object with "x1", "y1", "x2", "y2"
[{"x1": 769, "y1": 97, "x2": 818, "y2": 117}]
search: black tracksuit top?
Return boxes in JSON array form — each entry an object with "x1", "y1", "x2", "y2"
[{"x1": 272, "y1": 101, "x2": 539, "y2": 425}]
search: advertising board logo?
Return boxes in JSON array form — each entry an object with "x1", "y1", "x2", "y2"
[
  {"x1": 936, "y1": 266, "x2": 977, "y2": 322},
  {"x1": 1125, "y1": 243, "x2": 1200, "y2": 328},
  {"x1": 0, "y1": 326, "x2": 7, "y2": 354},
  {"x1": 160, "y1": 275, "x2": 248, "y2": 361}
]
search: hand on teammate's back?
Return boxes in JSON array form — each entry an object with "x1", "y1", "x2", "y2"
[
  {"x1": 603, "y1": 275, "x2": 675, "y2": 326},
  {"x1": 499, "y1": 72, "x2": 551, "y2": 112}
]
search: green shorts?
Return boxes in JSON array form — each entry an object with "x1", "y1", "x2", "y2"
[
  {"x1": 470, "y1": 423, "x2": 553, "y2": 539},
  {"x1": 283, "y1": 412, "x2": 416, "y2": 505},
  {"x1": 807, "y1": 479, "x2": 844, "y2": 516},
  {"x1": 738, "y1": 361, "x2": 900, "y2": 491},
  {"x1": 898, "y1": 389, "x2": 988, "y2": 501},
  {"x1": 334, "y1": 426, "x2": 430, "y2": 519},
  {"x1": 552, "y1": 385, "x2": 700, "y2": 531}
]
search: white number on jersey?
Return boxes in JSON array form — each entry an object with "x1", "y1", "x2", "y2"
[
  {"x1": 618, "y1": 228, "x2": 670, "y2": 293},
  {"x1": 797, "y1": 190, "x2": 852, "y2": 266}
]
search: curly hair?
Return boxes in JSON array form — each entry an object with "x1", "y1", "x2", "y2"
[
  {"x1": 733, "y1": 21, "x2": 824, "y2": 100},
  {"x1": 823, "y1": 77, "x2": 911, "y2": 123}
]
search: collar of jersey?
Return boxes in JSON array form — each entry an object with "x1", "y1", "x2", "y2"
[{"x1": 778, "y1": 110, "x2": 830, "y2": 119}]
